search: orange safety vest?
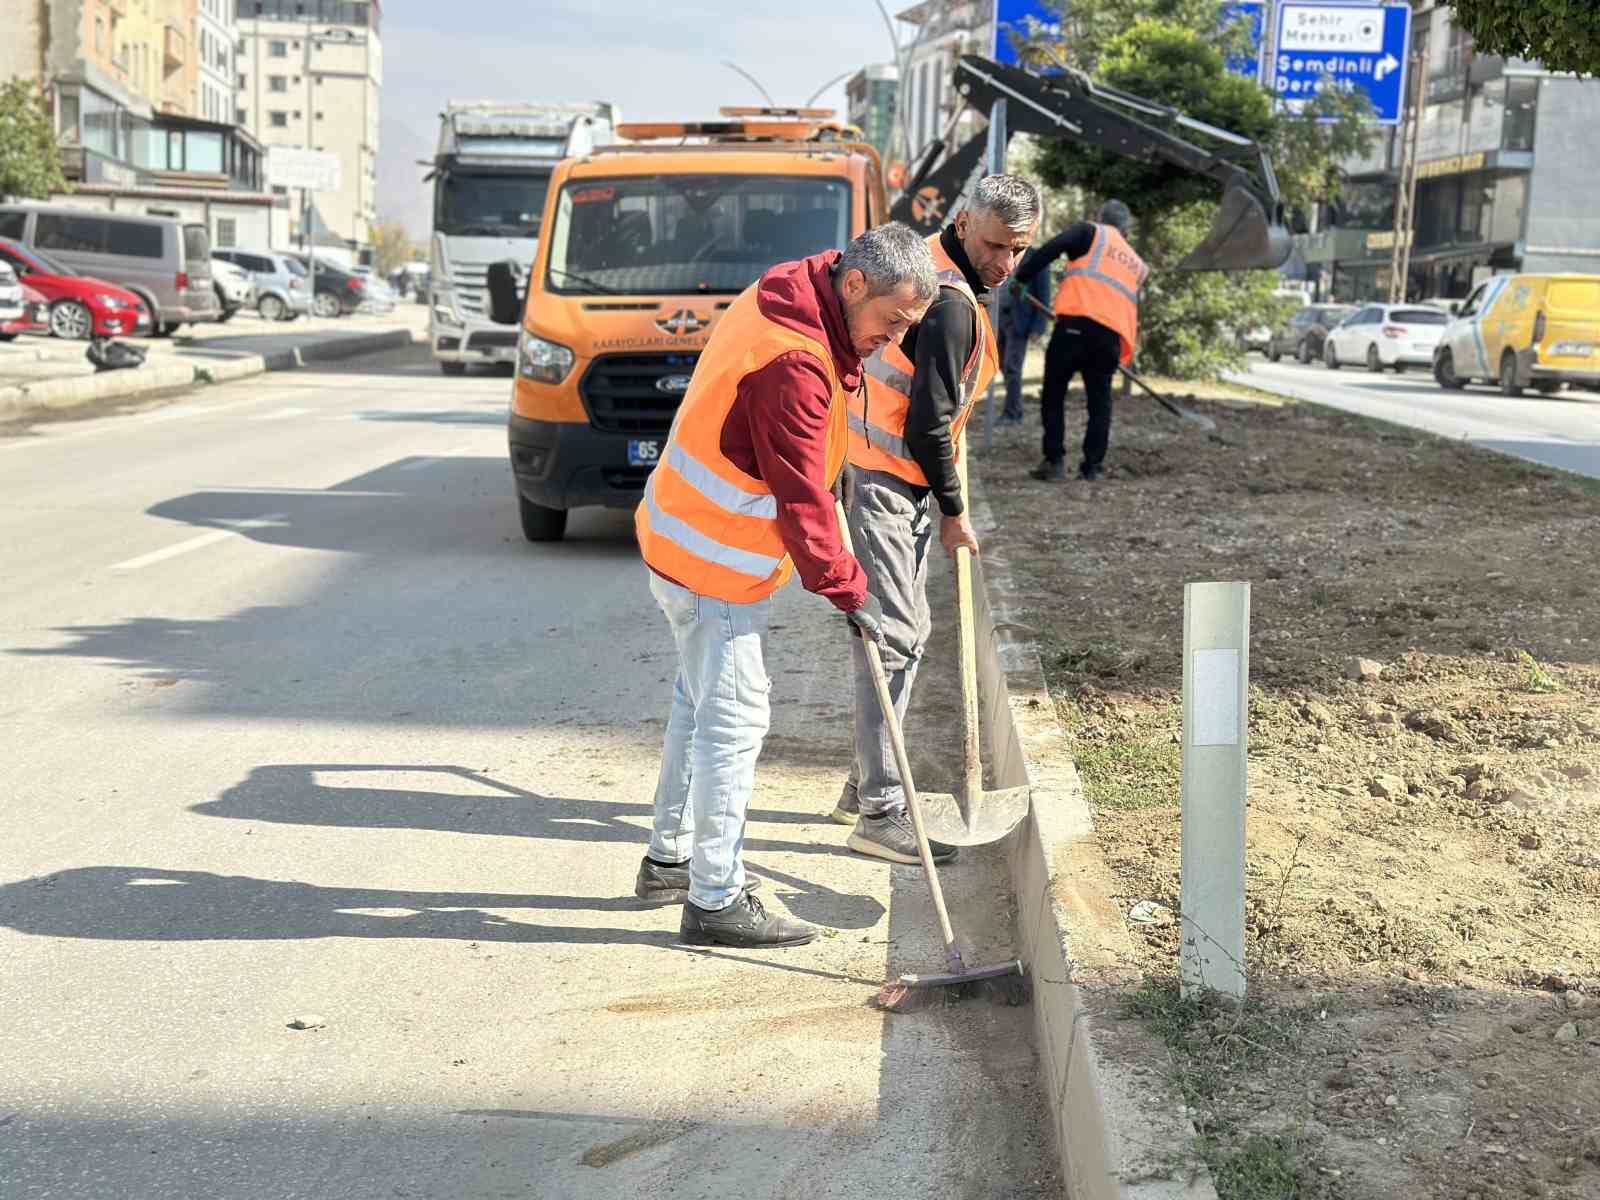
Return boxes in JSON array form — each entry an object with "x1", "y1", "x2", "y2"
[
  {"x1": 635, "y1": 281, "x2": 850, "y2": 605},
  {"x1": 1053, "y1": 223, "x2": 1147, "y2": 366},
  {"x1": 846, "y1": 233, "x2": 999, "y2": 486}
]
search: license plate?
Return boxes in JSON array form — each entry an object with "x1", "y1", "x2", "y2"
[
  {"x1": 628, "y1": 439, "x2": 662, "y2": 467},
  {"x1": 1552, "y1": 341, "x2": 1594, "y2": 357}
]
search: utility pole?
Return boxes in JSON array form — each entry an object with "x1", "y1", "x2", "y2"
[{"x1": 1387, "y1": 49, "x2": 1425, "y2": 303}]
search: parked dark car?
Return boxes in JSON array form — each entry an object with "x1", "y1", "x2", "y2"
[
  {"x1": 1268, "y1": 304, "x2": 1357, "y2": 363},
  {"x1": 283, "y1": 253, "x2": 367, "y2": 318}
]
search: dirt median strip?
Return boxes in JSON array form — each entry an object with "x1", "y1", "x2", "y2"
[{"x1": 974, "y1": 383, "x2": 1600, "y2": 1200}]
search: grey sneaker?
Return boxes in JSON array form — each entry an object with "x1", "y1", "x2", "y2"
[
  {"x1": 679, "y1": 888, "x2": 817, "y2": 948},
  {"x1": 1028, "y1": 458, "x2": 1066, "y2": 482},
  {"x1": 830, "y1": 781, "x2": 861, "y2": 826},
  {"x1": 847, "y1": 809, "x2": 959, "y2": 866},
  {"x1": 635, "y1": 856, "x2": 759, "y2": 906}
]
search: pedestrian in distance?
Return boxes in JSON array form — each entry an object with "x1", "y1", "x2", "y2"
[
  {"x1": 832, "y1": 175, "x2": 1042, "y2": 863},
  {"x1": 634, "y1": 224, "x2": 939, "y2": 950},
  {"x1": 995, "y1": 246, "x2": 1051, "y2": 424},
  {"x1": 1013, "y1": 199, "x2": 1147, "y2": 483}
]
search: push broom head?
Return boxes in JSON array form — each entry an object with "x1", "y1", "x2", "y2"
[{"x1": 872, "y1": 960, "x2": 1030, "y2": 1014}]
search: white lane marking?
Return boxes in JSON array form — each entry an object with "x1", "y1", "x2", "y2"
[
  {"x1": 248, "y1": 406, "x2": 313, "y2": 421},
  {"x1": 395, "y1": 443, "x2": 479, "y2": 470},
  {"x1": 109, "y1": 513, "x2": 288, "y2": 572}
]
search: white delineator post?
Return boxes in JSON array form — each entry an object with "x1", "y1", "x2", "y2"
[{"x1": 1179, "y1": 581, "x2": 1250, "y2": 1000}]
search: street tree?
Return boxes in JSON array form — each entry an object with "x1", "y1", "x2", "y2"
[
  {"x1": 1446, "y1": 0, "x2": 1600, "y2": 77},
  {"x1": 1026, "y1": 3, "x2": 1372, "y2": 378},
  {"x1": 0, "y1": 78, "x2": 68, "y2": 201},
  {"x1": 370, "y1": 220, "x2": 418, "y2": 277}
]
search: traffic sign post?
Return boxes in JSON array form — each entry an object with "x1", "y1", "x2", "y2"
[{"x1": 1271, "y1": 2, "x2": 1413, "y2": 125}]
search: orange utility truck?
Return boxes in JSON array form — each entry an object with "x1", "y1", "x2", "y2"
[{"x1": 489, "y1": 109, "x2": 886, "y2": 542}]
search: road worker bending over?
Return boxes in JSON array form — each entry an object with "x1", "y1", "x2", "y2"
[
  {"x1": 634, "y1": 224, "x2": 939, "y2": 949},
  {"x1": 832, "y1": 176, "x2": 1042, "y2": 862}
]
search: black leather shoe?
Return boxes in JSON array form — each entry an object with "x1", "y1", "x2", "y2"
[
  {"x1": 635, "y1": 857, "x2": 759, "y2": 905},
  {"x1": 1028, "y1": 458, "x2": 1066, "y2": 482},
  {"x1": 679, "y1": 888, "x2": 817, "y2": 948},
  {"x1": 1078, "y1": 463, "x2": 1104, "y2": 481},
  {"x1": 847, "y1": 809, "x2": 959, "y2": 865}
]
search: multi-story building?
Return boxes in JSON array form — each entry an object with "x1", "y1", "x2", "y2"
[
  {"x1": 1, "y1": 0, "x2": 280, "y2": 249},
  {"x1": 893, "y1": 1, "x2": 992, "y2": 168},
  {"x1": 845, "y1": 63, "x2": 899, "y2": 165},
  {"x1": 195, "y1": 0, "x2": 237, "y2": 123},
  {"x1": 1302, "y1": 2, "x2": 1600, "y2": 302},
  {"x1": 234, "y1": 0, "x2": 381, "y2": 259}
]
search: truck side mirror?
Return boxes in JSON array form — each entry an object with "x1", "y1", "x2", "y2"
[{"x1": 486, "y1": 260, "x2": 524, "y2": 325}]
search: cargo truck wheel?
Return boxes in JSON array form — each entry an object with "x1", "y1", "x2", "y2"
[
  {"x1": 1499, "y1": 351, "x2": 1524, "y2": 397},
  {"x1": 518, "y1": 494, "x2": 567, "y2": 542},
  {"x1": 439, "y1": 361, "x2": 467, "y2": 377},
  {"x1": 1434, "y1": 349, "x2": 1464, "y2": 390}
]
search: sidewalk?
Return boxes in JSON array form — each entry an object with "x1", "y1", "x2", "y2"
[{"x1": 0, "y1": 305, "x2": 429, "y2": 420}]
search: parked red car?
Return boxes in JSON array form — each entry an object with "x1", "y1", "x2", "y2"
[{"x1": 0, "y1": 236, "x2": 151, "y2": 339}]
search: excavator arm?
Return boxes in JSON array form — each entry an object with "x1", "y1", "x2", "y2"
[{"x1": 889, "y1": 55, "x2": 1292, "y2": 272}]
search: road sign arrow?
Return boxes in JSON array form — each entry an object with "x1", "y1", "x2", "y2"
[{"x1": 1374, "y1": 52, "x2": 1400, "y2": 81}]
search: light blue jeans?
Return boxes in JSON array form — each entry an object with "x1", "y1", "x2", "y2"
[{"x1": 646, "y1": 570, "x2": 773, "y2": 911}]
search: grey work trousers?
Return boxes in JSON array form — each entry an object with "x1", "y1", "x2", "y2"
[{"x1": 845, "y1": 467, "x2": 935, "y2": 818}]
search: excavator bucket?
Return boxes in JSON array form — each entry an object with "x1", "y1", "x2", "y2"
[{"x1": 1178, "y1": 183, "x2": 1293, "y2": 272}]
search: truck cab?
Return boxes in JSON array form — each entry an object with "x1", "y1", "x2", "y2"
[
  {"x1": 429, "y1": 101, "x2": 615, "y2": 376},
  {"x1": 504, "y1": 110, "x2": 887, "y2": 541}
]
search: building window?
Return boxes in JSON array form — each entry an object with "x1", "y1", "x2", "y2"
[
  {"x1": 237, "y1": 107, "x2": 247, "y2": 124},
  {"x1": 238, "y1": 72, "x2": 246, "y2": 88},
  {"x1": 269, "y1": 111, "x2": 288, "y2": 127},
  {"x1": 216, "y1": 218, "x2": 237, "y2": 249},
  {"x1": 315, "y1": 111, "x2": 324, "y2": 120},
  {"x1": 1504, "y1": 78, "x2": 1538, "y2": 152},
  {"x1": 268, "y1": 40, "x2": 287, "y2": 57},
  {"x1": 95, "y1": 16, "x2": 105, "y2": 54},
  {"x1": 269, "y1": 75, "x2": 287, "y2": 92}
]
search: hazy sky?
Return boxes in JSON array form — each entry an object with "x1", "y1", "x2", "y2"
[{"x1": 377, "y1": 0, "x2": 903, "y2": 236}]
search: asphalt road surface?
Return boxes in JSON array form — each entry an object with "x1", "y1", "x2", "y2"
[{"x1": 0, "y1": 345, "x2": 1055, "y2": 1199}]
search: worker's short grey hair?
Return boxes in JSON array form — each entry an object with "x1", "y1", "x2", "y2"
[
  {"x1": 1099, "y1": 199, "x2": 1133, "y2": 234},
  {"x1": 837, "y1": 222, "x2": 938, "y2": 303},
  {"x1": 967, "y1": 174, "x2": 1043, "y2": 232}
]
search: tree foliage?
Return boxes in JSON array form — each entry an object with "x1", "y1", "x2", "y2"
[
  {"x1": 370, "y1": 220, "x2": 418, "y2": 276},
  {"x1": 1023, "y1": 0, "x2": 1372, "y2": 377},
  {"x1": 0, "y1": 79, "x2": 68, "y2": 201},
  {"x1": 1447, "y1": 0, "x2": 1600, "y2": 77}
]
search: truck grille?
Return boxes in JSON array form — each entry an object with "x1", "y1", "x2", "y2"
[
  {"x1": 580, "y1": 352, "x2": 700, "y2": 435},
  {"x1": 447, "y1": 262, "x2": 489, "y2": 319}
]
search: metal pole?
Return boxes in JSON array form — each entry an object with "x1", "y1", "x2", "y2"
[
  {"x1": 1389, "y1": 49, "x2": 1425, "y2": 303},
  {"x1": 1179, "y1": 581, "x2": 1251, "y2": 1001}
]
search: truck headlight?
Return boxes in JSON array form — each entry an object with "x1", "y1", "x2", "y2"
[{"x1": 517, "y1": 330, "x2": 575, "y2": 384}]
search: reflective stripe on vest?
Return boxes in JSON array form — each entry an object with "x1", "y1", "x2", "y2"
[
  {"x1": 634, "y1": 276, "x2": 849, "y2": 604},
  {"x1": 1053, "y1": 223, "x2": 1146, "y2": 366},
  {"x1": 846, "y1": 236, "x2": 999, "y2": 485}
]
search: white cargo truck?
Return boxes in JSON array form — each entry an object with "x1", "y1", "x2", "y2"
[{"x1": 428, "y1": 101, "x2": 617, "y2": 376}]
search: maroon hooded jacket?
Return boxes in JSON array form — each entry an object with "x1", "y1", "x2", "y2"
[{"x1": 693, "y1": 250, "x2": 868, "y2": 613}]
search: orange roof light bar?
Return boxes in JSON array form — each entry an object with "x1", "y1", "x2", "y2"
[
  {"x1": 617, "y1": 120, "x2": 822, "y2": 142},
  {"x1": 719, "y1": 106, "x2": 837, "y2": 119}
]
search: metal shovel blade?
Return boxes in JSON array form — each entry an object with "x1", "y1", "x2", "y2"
[
  {"x1": 911, "y1": 784, "x2": 1032, "y2": 847},
  {"x1": 1176, "y1": 184, "x2": 1292, "y2": 272}
]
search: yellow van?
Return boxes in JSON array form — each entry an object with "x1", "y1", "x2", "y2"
[
  {"x1": 1433, "y1": 273, "x2": 1600, "y2": 395},
  {"x1": 494, "y1": 110, "x2": 887, "y2": 541}
]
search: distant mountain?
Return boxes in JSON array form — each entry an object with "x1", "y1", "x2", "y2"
[{"x1": 377, "y1": 115, "x2": 434, "y2": 242}]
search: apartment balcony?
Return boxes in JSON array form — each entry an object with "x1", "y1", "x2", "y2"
[{"x1": 163, "y1": 24, "x2": 186, "y2": 73}]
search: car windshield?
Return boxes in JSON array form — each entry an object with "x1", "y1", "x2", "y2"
[
  {"x1": 545, "y1": 173, "x2": 851, "y2": 296},
  {"x1": 3, "y1": 242, "x2": 75, "y2": 276},
  {"x1": 435, "y1": 169, "x2": 551, "y2": 238},
  {"x1": 1391, "y1": 308, "x2": 1449, "y2": 325}
]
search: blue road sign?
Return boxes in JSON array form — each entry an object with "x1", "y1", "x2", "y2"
[
  {"x1": 1272, "y1": 2, "x2": 1412, "y2": 124},
  {"x1": 1220, "y1": 1, "x2": 1267, "y2": 82},
  {"x1": 992, "y1": 0, "x2": 1065, "y2": 69}
]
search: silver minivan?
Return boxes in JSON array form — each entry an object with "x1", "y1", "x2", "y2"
[
  {"x1": 213, "y1": 248, "x2": 311, "y2": 321},
  {"x1": 0, "y1": 204, "x2": 221, "y2": 335}
]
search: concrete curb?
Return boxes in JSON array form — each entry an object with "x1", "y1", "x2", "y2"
[
  {"x1": 967, "y1": 466, "x2": 1218, "y2": 1200},
  {"x1": 0, "y1": 327, "x2": 419, "y2": 420}
]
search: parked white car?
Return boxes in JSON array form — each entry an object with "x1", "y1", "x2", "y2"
[
  {"x1": 210, "y1": 257, "x2": 256, "y2": 322},
  {"x1": 1323, "y1": 303, "x2": 1452, "y2": 372}
]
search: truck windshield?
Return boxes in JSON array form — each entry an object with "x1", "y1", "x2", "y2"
[
  {"x1": 545, "y1": 174, "x2": 851, "y2": 295},
  {"x1": 435, "y1": 170, "x2": 551, "y2": 238}
]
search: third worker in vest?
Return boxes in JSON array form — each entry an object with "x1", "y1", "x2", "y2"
[
  {"x1": 635, "y1": 223, "x2": 938, "y2": 950},
  {"x1": 1014, "y1": 199, "x2": 1147, "y2": 483},
  {"x1": 831, "y1": 175, "x2": 1042, "y2": 863}
]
